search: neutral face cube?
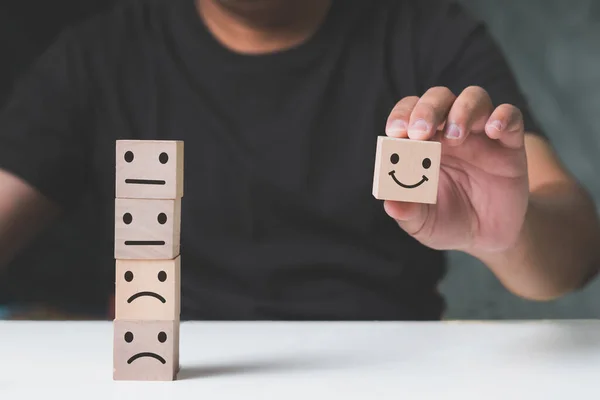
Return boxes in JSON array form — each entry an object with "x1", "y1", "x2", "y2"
[
  {"x1": 116, "y1": 140, "x2": 184, "y2": 199},
  {"x1": 372, "y1": 136, "x2": 441, "y2": 204},
  {"x1": 113, "y1": 320, "x2": 179, "y2": 381},
  {"x1": 115, "y1": 257, "x2": 181, "y2": 320},
  {"x1": 115, "y1": 198, "x2": 181, "y2": 259}
]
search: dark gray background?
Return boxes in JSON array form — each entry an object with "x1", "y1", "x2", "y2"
[{"x1": 0, "y1": 0, "x2": 598, "y2": 319}]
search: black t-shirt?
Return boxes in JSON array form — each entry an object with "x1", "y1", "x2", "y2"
[{"x1": 0, "y1": 0, "x2": 542, "y2": 320}]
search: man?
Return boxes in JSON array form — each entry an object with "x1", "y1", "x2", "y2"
[{"x1": 0, "y1": 0, "x2": 599, "y2": 320}]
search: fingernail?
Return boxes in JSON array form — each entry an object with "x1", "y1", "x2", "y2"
[
  {"x1": 445, "y1": 123, "x2": 462, "y2": 139},
  {"x1": 386, "y1": 120, "x2": 407, "y2": 136},
  {"x1": 489, "y1": 120, "x2": 503, "y2": 131},
  {"x1": 408, "y1": 119, "x2": 430, "y2": 139}
]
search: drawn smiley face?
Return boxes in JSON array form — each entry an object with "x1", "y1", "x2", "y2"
[
  {"x1": 113, "y1": 320, "x2": 179, "y2": 381},
  {"x1": 388, "y1": 152, "x2": 432, "y2": 189},
  {"x1": 115, "y1": 257, "x2": 181, "y2": 320},
  {"x1": 373, "y1": 137, "x2": 441, "y2": 204},
  {"x1": 115, "y1": 140, "x2": 184, "y2": 199}
]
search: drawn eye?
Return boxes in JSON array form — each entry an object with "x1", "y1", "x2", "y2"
[
  {"x1": 158, "y1": 332, "x2": 167, "y2": 343},
  {"x1": 158, "y1": 271, "x2": 167, "y2": 282},
  {"x1": 422, "y1": 158, "x2": 432, "y2": 169},
  {"x1": 159, "y1": 152, "x2": 169, "y2": 164},
  {"x1": 124, "y1": 332, "x2": 134, "y2": 343},
  {"x1": 124, "y1": 151, "x2": 134, "y2": 163},
  {"x1": 157, "y1": 213, "x2": 167, "y2": 224},
  {"x1": 123, "y1": 213, "x2": 133, "y2": 224},
  {"x1": 390, "y1": 153, "x2": 399, "y2": 165},
  {"x1": 124, "y1": 271, "x2": 134, "y2": 282}
]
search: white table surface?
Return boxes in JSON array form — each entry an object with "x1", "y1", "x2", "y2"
[{"x1": 1, "y1": 320, "x2": 599, "y2": 399}]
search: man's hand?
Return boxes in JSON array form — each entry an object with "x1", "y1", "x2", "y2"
[
  {"x1": 0, "y1": 169, "x2": 59, "y2": 271},
  {"x1": 383, "y1": 86, "x2": 600, "y2": 300},
  {"x1": 383, "y1": 86, "x2": 529, "y2": 254}
]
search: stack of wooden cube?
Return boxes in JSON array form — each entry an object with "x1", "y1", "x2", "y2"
[{"x1": 112, "y1": 140, "x2": 184, "y2": 381}]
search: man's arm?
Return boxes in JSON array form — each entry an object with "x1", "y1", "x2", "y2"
[
  {"x1": 472, "y1": 134, "x2": 600, "y2": 300},
  {"x1": 0, "y1": 169, "x2": 60, "y2": 270},
  {"x1": 0, "y1": 27, "x2": 91, "y2": 273},
  {"x1": 388, "y1": 1, "x2": 600, "y2": 300}
]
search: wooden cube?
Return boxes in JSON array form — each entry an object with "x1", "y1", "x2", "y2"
[
  {"x1": 114, "y1": 198, "x2": 181, "y2": 260},
  {"x1": 113, "y1": 320, "x2": 179, "y2": 381},
  {"x1": 115, "y1": 257, "x2": 181, "y2": 320},
  {"x1": 116, "y1": 140, "x2": 184, "y2": 200},
  {"x1": 174, "y1": 321, "x2": 180, "y2": 373},
  {"x1": 372, "y1": 136, "x2": 441, "y2": 204}
]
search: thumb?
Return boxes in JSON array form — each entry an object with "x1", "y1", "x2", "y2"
[{"x1": 383, "y1": 201, "x2": 429, "y2": 237}]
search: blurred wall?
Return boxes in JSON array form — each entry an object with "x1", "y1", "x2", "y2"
[
  {"x1": 441, "y1": 0, "x2": 600, "y2": 319},
  {"x1": 1, "y1": 0, "x2": 599, "y2": 319}
]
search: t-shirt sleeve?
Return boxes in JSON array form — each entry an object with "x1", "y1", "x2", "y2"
[
  {"x1": 413, "y1": 0, "x2": 545, "y2": 138},
  {"x1": 0, "y1": 29, "x2": 92, "y2": 208}
]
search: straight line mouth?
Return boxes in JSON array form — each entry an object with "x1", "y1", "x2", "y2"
[
  {"x1": 124, "y1": 241, "x2": 166, "y2": 246},
  {"x1": 125, "y1": 179, "x2": 166, "y2": 185}
]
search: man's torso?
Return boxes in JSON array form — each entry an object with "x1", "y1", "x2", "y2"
[{"x1": 4, "y1": 0, "x2": 458, "y2": 319}]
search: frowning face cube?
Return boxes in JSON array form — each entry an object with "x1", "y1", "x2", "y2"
[
  {"x1": 114, "y1": 198, "x2": 181, "y2": 260},
  {"x1": 113, "y1": 320, "x2": 178, "y2": 381},
  {"x1": 116, "y1": 140, "x2": 184, "y2": 199},
  {"x1": 115, "y1": 257, "x2": 181, "y2": 320}
]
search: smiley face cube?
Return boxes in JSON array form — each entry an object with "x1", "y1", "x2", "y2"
[
  {"x1": 115, "y1": 257, "x2": 181, "y2": 320},
  {"x1": 372, "y1": 136, "x2": 441, "y2": 204},
  {"x1": 113, "y1": 320, "x2": 179, "y2": 381},
  {"x1": 116, "y1": 140, "x2": 184, "y2": 199},
  {"x1": 115, "y1": 198, "x2": 181, "y2": 259}
]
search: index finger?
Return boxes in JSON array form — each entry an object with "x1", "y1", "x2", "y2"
[{"x1": 386, "y1": 96, "x2": 420, "y2": 138}]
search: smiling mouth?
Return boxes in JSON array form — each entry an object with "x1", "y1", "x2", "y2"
[
  {"x1": 125, "y1": 179, "x2": 166, "y2": 185},
  {"x1": 127, "y1": 291, "x2": 166, "y2": 304},
  {"x1": 388, "y1": 171, "x2": 429, "y2": 189},
  {"x1": 127, "y1": 352, "x2": 166, "y2": 364}
]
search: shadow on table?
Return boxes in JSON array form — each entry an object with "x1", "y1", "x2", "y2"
[
  {"x1": 505, "y1": 320, "x2": 600, "y2": 357},
  {"x1": 178, "y1": 353, "x2": 364, "y2": 380}
]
